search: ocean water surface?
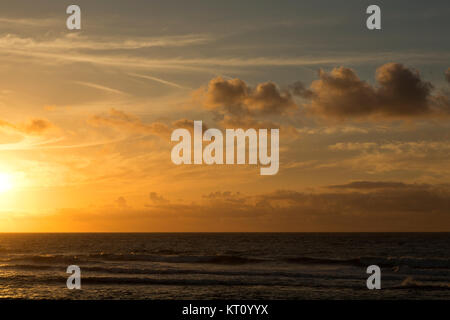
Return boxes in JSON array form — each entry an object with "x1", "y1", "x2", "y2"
[{"x1": 0, "y1": 233, "x2": 448, "y2": 299}]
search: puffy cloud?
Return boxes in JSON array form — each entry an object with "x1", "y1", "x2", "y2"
[
  {"x1": 376, "y1": 63, "x2": 433, "y2": 114},
  {"x1": 198, "y1": 65, "x2": 449, "y2": 124},
  {"x1": 202, "y1": 77, "x2": 297, "y2": 117},
  {"x1": 288, "y1": 81, "x2": 314, "y2": 99},
  {"x1": 194, "y1": 77, "x2": 300, "y2": 139},
  {"x1": 192, "y1": 65, "x2": 450, "y2": 129},
  {"x1": 303, "y1": 63, "x2": 448, "y2": 119}
]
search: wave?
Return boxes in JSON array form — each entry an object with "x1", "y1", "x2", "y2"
[
  {"x1": 86, "y1": 253, "x2": 267, "y2": 265},
  {"x1": 0, "y1": 263, "x2": 349, "y2": 280},
  {"x1": 79, "y1": 277, "x2": 271, "y2": 286},
  {"x1": 392, "y1": 277, "x2": 450, "y2": 290},
  {"x1": 285, "y1": 257, "x2": 361, "y2": 266},
  {"x1": 0, "y1": 274, "x2": 290, "y2": 287},
  {"x1": 9, "y1": 262, "x2": 445, "y2": 283},
  {"x1": 359, "y1": 256, "x2": 450, "y2": 269},
  {"x1": 285, "y1": 256, "x2": 450, "y2": 269},
  {"x1": 2, "y1": 273, "x2": 447, "y2": 290},
  {"x1": 4, "y1": 253, "x2": 268, "y2": 265},
  {"x1": 1, "y1": 265, "x2": 448, "y2": 290},
  {"x1": 4, "y1": 252, "x2": 450, "y2": 270}
]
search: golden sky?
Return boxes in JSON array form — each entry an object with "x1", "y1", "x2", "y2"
[{"x1": 0, "y1": 0, "x2": 449, "y2": 231}]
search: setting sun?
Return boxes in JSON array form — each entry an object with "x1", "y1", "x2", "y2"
[{"x1": 0, "y1": 173, "x2": 13, "y2": 193}]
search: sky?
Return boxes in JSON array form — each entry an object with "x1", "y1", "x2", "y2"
[{"x1": 0, "y1": 0, "x2": 449, "y2": 231}]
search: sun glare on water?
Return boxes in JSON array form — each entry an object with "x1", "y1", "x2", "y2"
[{"x1": 0, "y1": 173, "x2": 13, "y2": 193}]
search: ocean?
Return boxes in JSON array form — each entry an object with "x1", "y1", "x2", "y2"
[{"x1": 0, "y1": 233, "x2": 448, "y2": 299}]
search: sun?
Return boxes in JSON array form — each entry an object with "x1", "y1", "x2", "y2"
[{"x1": 0, "y1": 173, "x2": 13, "y2": 193}]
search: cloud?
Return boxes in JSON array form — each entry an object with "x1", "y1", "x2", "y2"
[
  {"x1": 329, "y1": 141, "x2": 450, "y2": 153},
  {"x1": 0, "y1": 118, "x2": 54, "y2": 135},
  {"x1": 0, "y1": 117, "x2": 64, "y2": 151},
  {"x1": 202, "y1": 77, "x2": 297, "y2": 116},
  {"x1": 1, "y1": 32, "x2": 449, "y2": 76},
  {"x1": 88, "y1": 109, "x2": 213, "y2": 139},
  {"x1": 446, "y1": 68, "x2": 450, "y2": 83},
  {"x1": 296, "y1": 125, "x2": 369, "y2": 135},
  {"x1": 88, "y1": 108, "x2": 170, "y2": 137},
  {"x1": 111, "y1": 182, "x2": 450, "y2": 231},
  {"x1": 73, "y1": 81, "x2": 125, "y2": 95},
  {"x1": 326, "y1": 140, "x2": 450, "y2": 177},
  {"x1": 141, "y1": 182, "x2": 450, "y2": 231},
  {"x1": 288, "y1": 81, "x2": 314, "y2": 99},
  {"x1": 21, "y1": 119, "x2": 54, "y2": 135},
  {"x1": 5, "y1": 181, "x2": 449, "y2": 232},
  {"x1": 128, "y1": 73, "x2": 188, "y2": 89},
  {"x1": 148, "y1": 192, "x2": 169, "y2": 204},
  {"x1": 202, "y1": 191, "x2": 246, "y2": 205},
  {"x1": 0, "y1": 33, "x2": 211, "y2": 51},
  {"x1": 195, "y1": 64, "x2": 449, "y2": 127},
  {"x1": 0, "y1": 17, "x2": 58, "y2": 27},
  {"x1": 171, "y1": 119, "x2": 209, "y2": 134},
  {"x1": 256, "y1": 184, "x2": 450, "y2": 226},
  {"x1": 194, "y1": 77, "x2": 300, "y2": 138},
  {"x1": 302, "y1": 63, "x2": 449, "y2": 119},
  {"x1": 328, "y1": 181, "x2": 411, "y2": 190},
  {"x1": 115, "y1": 197, "x2": 128, "y2": 209}
]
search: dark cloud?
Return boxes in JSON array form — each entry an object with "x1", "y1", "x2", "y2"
[
  {"x1": 203, "y1": 191, "x2": 238, "y2": 199},
  {"x1": 198, "y1": 64, "x2": 449, "y2": 124},
  {"x1": 301, "y1": 63, "x2": 448, "y2": 119},
  {"x1": 328, "y1": 181, "x2": 410, "y2": 190},
  {"x1": 171, "y1": 119, "x2": 197, "y2": 129},
  {"x1": 141, "y1": 182, "x2": 450, "y2": 231},
  {"x1": 149, "y1": 192, "x2": 169, "y2": 204},
  {"x1": 202, "y1": 191, "x2": 246, "y2": 205},
  {"x1": 288, "y1": 81, "x2": 314, "y2": 99},
  {"x1": 19, "y1": 182, "x2": 450, "y2": 232},
  {"x1": 203, "y1": 77, "x2": 297, "y2": 117},
  {"x1": 251, "y1": 183, "x2": 450, "y2": 231},
  {"x1": 376, "y1": 63, "x2": 433, "y2": 114},
  {"x1": 446, "y1": 68, "x2": 450, "y2": 83},
  {"x1": 115, "y1": 196, "x2": 128, "y2": 208},
  {"x1": 196, "y1": 77, "x2": 301, "y2": 138},
  {"x1": 171, "y1": 118, "x2": 209, "y2": 134}
]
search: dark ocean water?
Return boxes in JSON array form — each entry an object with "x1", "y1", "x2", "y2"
[{"x1": 0, "y1": 233, "x2": 448, "y2": 299}]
